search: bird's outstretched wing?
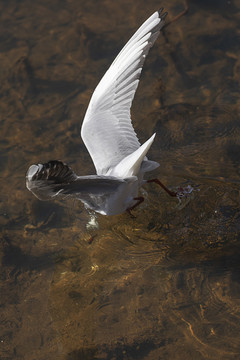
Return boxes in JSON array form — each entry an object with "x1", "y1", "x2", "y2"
[{"x1": 81, "y1": 9, "x2": 167, "y2": 175}]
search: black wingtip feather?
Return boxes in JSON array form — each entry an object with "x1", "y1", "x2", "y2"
[
  {"x1": 161, "y1": 12, "x2": 168, "y2": 21},
  {"x1": 158, "y1": 8, "x2": 168, "y2": 21}
]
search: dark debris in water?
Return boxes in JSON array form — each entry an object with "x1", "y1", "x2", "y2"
[{"x1": 2, "y1": 239, "x2": 54, "y2": 273}]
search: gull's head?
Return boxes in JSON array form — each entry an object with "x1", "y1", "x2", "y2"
[
  {"x1": 26, "y1": 164, "x2": 43, "y2": 183},
  {"x1": 26, "y1": 160, "x2": 78, "y2": 201},
  {"x1": 26, "y1": 163, "x2": 52, "y2": 200}
]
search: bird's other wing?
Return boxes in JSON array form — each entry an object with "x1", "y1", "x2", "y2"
[
  {"x1": 26, "y1": 160, "x2": 129, "y2": 201},
  {"x1": 81, "y1": 9, "x2": 167, "y2": 175}
]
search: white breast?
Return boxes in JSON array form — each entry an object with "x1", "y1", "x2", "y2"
[{"x1": 88, "y1": 177, "x2": 139, "y2": 216}]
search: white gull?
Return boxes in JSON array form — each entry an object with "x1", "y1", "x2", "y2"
[{"x1": 26, "y1": 9, "x2": 179, "y2": 216}]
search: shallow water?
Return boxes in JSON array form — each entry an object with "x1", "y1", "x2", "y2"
[{"x1": 1, "y1": 0, "x2": 240, "y2": 359}]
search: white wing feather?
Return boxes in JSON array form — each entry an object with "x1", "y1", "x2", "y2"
[{"x1": 81, "y1": 10, "x2": 166, "y2": 175}]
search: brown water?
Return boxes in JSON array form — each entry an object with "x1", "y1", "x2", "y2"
[{"x1": 1, "y1": 0, "x2": 240, "y2": 359}]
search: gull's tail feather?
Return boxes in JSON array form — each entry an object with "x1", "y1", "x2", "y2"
[
  {"x1": 109, "y1": 133, "x2": 159, "y2": 178},
  {"x1": 140, "y1": 159, "x2": 159, "y2": 173}
]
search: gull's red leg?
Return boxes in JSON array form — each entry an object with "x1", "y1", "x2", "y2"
[
  {"x1": 127, "y1": 196, "x2": 144, "y2": 217},
  {"x1": 165, "y1": 0, "x2": 189, "y2": 28},
  {"x1": 147, "y1": 179, "x2": 177, "y2": 197}
]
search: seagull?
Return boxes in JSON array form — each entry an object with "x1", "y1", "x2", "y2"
[{"x1": 26, "y1": 9, "x2": 179, "y2": 216}]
